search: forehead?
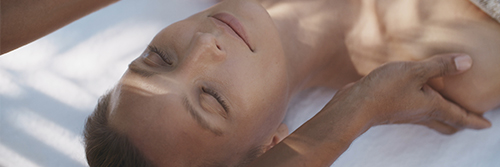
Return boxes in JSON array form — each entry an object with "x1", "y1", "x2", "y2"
[
  {"x1": 107, "y1": 84, "x2": 253, "y2": 166},
  {"x1": 109, "y1": 86, "x2": 224, "y2": 157},
  {"x1": 107, "y1": 64, "x2": 289, "y2": 163}
]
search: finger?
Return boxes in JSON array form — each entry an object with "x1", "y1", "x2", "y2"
[
  {"x1": 430, "y1": 94, "x2": 492, "y2": 130},
  {"x1": 418, "y1": 120, "x2": 460, "y2": 135},
  {"x1": 416, "y1": 53, "x2": 472, "y2": 81},
  {"x1": 342, "y1": 82, "x2": 355, "y2": 89}
]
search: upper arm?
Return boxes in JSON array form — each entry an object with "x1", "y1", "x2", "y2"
[
  {"x1": 426, "y1": 19, "x2": 500, "y2": 114},
  {"x1": 1, "y1": 0, "x2": 118, "y2": 55},
  {"x1": 376, "y1": 0, "x2": 500, "y2": 114},
  {"x1": 346, "y1": 0, "x2": 500, "y2": 113}
]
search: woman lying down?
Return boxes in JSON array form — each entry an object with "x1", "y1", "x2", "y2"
[
  {"x1": 78, "y1": 0, "x2": 500, "y2": 166},
  {"x1": 81, "y1": 0, "x2": 500, "y2": 166},
  {"x1": 0, "y1": 0, "x2": 495, "y2": 166}
]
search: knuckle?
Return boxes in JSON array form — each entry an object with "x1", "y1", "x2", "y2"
[
  {"x1": 365, "y1": 62, "x2": 397, "y2": 82},
  {"x1": 436, "y1": 58, "x2": 450, "y2": 76},
  {"x1": 456, "y1": 112, "x2": 468, "y2": 126},
  {"x1": 428, "y1": 108, "x2": 441, "y2": 119},
  {"x1": 391, "y1": 61, "x2": 418, "y2": 80},
  {"x1": 413, "y1": 68, "x2": 428, "y2": 81},
  {"x1": 399, "y1": 61, "x2": 415, "y2": 71},
  {"x1": 431, "y1": 103, "x2": 450, "y2": 120},
  {"x1": 405, "y1": 62, "x2": 427, "y2": 80}
]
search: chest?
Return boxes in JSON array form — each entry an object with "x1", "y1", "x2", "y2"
[{"x1": 345, "y1": 0, "x2": 498, "y2": 76}]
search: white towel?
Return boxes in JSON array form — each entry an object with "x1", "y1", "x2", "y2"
[{"x1": 470, "y1": 0, "x2": 500, "y2": 23}]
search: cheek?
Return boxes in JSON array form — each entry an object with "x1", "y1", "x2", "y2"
[
  {"x1": 239, "y1": 74, "x2": 289, "y2": 129},
  {"x1": 232, "y1": 60, "x2": 288, "y2": 111}
]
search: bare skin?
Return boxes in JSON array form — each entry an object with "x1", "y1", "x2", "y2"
[
  {"x1": 248, "y1": 54, "x2": 491, "y2": 167},
  {"x1": 0, "y1": 0, "x2": 118, "y2": 54},
  {"x1": 2, "y1": 0, "x2": 500, "y2": 166},
  {"x1": 261, "y1": 0, "x2": 500, "y2": 113},
  {"x1": 348, "y1": 0, "x2": 500, "y2": 113},
  {"x1": 108, "y1": 0, "x2": 499, "y2": 166}
]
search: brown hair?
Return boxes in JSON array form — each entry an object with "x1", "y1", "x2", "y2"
[
  {"x1": 84, "y1": 91, "x2": 154, "y2": 167},
  {"x1": 84, "y1": 91, "x2": 265, "y2": 167}
]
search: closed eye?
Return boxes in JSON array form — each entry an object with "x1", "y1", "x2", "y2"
[
  {"x1": 148, "y1": 45, "x2": 173, "y2": 65},
  {"x1": 202, "y1": 87, "x2": 229, "y2": 115}
]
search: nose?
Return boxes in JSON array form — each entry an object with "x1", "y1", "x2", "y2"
[
  {"x1": 172, "y1": 32, "x2": 226, "y2": 87},
  {"x1": 185, "y1": 32, "x2": 227, "y2": 66}
]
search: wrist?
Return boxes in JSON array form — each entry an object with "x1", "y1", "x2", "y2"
[
  {"x1": 282, "y1": 99, "x2": 374, "y2": 165},
  {"x1": 248, "y1": 94, "x2": 375, "y2": 167}
]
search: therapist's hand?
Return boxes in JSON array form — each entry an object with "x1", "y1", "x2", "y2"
[
  {"x1": 334, "y1": 53, "x2": 491, "y2": 134},
  {"x1": 248, "y1": 54, "x2": 491, "y2": 167}
]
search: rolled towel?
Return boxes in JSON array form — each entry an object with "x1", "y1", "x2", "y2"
[{"x1": 470, "y1": 0, "x2": 500, "y2": 23}]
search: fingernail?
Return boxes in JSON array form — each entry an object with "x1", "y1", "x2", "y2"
[{"x1": 454, "y1": 55, "x2": 472, "y2": 71}]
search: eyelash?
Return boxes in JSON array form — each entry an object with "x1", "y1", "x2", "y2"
[
  {"x1": 202, "y1": 87, "x2": 229, "y2": 113},
  {"x1": 148, "y1": 45, "x2": 173, "y2": 65}
]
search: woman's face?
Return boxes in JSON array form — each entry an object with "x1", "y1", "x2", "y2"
[{"x1": 108, "y1": 0, "x2": 289, "y2": 165}]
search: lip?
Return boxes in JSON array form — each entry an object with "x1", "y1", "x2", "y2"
[{"x1": 210, "y1": 13, "x2": 253, "y2": 51}]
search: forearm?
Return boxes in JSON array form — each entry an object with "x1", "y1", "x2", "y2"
[
  {"x1": 1, "y1": 0, "x2": 119, "y2": 54},
  {"x1": 248, "y1": 98, "x2": 372, "y2": 167},
  {"x1": 248, "y1": 54, "x2": 490, "y2": 166}
]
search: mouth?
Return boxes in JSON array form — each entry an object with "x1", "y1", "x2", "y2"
[{"x1": 210, "y1": 13, "x2": 254, "y2": 52}]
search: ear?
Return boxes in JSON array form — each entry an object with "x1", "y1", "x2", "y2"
[{"x1": 264, "y1": 123, "x2": 289, "y2": 152}]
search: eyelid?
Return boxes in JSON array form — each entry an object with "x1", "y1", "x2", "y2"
[
  {"x1": 148, "y1": 45, "x2": 173, "y2": 65},
  {"x1": 201, "y1": 87, "x2": 229, "y2": 116}
]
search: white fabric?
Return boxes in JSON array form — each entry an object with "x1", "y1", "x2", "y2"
[
  {"x1": 285, "y1": 87, "x2": 500, "y2": 167},
  {"x1": 1, "y1": 1, "x2": 499, "y2": 166},
  {"x1": 470, "y1": 0, "x2": 500, "y2": 23}
]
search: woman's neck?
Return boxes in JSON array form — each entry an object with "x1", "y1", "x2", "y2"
[{"x1": 261, "y1": 0, "x2": 364, "y2": 95}]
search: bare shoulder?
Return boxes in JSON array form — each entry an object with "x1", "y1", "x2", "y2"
[
  {"x1": 397, "y1": 0, "x2": 500, "y2": 113},
  {"x1": 347, "y1": 0, "x2": 500, "y2": 113}
]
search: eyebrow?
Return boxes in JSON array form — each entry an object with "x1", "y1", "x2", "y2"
[
  {"x1": 128, "y1": 62, "x2": 223, "y2": 136},
  {"x1": 183, "y1": 96, "x2": 224, "y2": 136}
]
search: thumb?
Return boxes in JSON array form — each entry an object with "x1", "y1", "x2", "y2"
[{"x1": 418, "y1": 53, "x2": 472, "y2": 80}]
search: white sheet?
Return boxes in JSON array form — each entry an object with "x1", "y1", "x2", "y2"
[
  {"x1": 1, "y1": 1, "x2": 498, "y2": 166},
  {"x1": 285, "y1": 87, "x2": 500, "y2": 167}
]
